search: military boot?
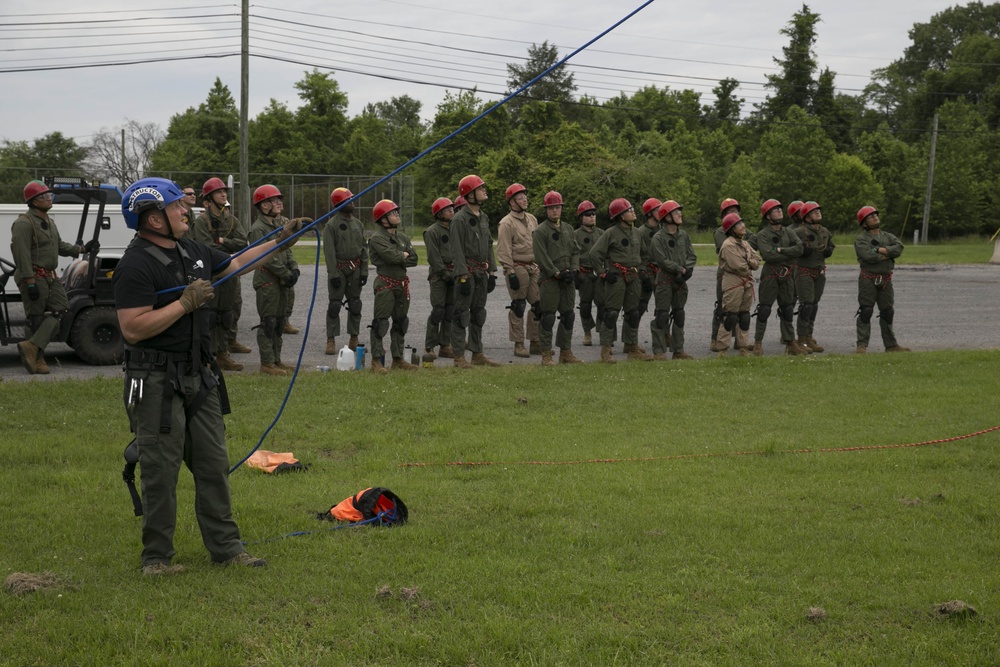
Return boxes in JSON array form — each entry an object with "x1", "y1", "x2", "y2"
[
  {"x1": 672, "y1": 351, "x2": 694, "y2": 360},
  {"x1": 216, "y1": 352, "x2": 244, "y2": 371},
  {"x1": 437, "y1": 345, "x2": 455, "y2": 359},
  {"x1": 624, "y1": 343, "x2": 648, "y2": 355},
  {"x1": 370, "y1": 358, "x2": 389, "y2": 375},
  {"x1": 528, "y1": 340, "x2": 542, "y2": 355},
  {"x1": 453, "y1": 354, "x2": 473, "y2": 369},
  {"x1": 540, "y1": 350, "x2": 556, "y2": 367},
  {"x1": 325, "y1": 337, "x2": 336, "y2": 355},
  {"x1": 582, "y1": 331, "x2": 593, "y2": 346},
  {"x1": 624, "y1": 344, "x2": 653, "y2": 361},
  {"x1": 283, "y1": 321, "x2": 300, "y2": 335},
  {"x1": 885, "y1": 345, "x2": 911, "y2": 352},
  {"x1": 785, "y1": 340, "x2": 807, "y2": 356},
  {"x1": 260, "y1": 363, "x2": 288, "y2": 376},
  {"x1": 17, "y1": 340, "x2": 39, "y2": 374},
  {"x1": 471, "y1": 352, "x2": 501, "y2": 367},
  {"x1": 600, "y1": 345, "x2": 616, "y2": 364},
  {"x1": 227, "y1": 339, "x2": 252, "y2": 354},
  {"x1": 653, "y1": 353, "x2": 669, "y2": 361},
  {"x1": 391, "y1": 357, "x2": 419, "y2": 370},
  {"x1": 348, "y1": 335, "x2": 359, "y2": 351},
  {"x1": 806, "y1": 337, "x2": 824, "y2": 353},
  {"x1": 855, "y1": 345, "x2": 867, "y2": 354},
  {"x1": 559, "y1": 348, "x2": 583, "y2": 364},
  {"x1": 796, "y1": 337, "x2": 814, "y2": 354},
  {"x1": 35, "y1": 349, "x2": 50, "y2": 375},
  {"x1": 514, "y1": 342, "x2": 529, "y2": 358},
  {"x1": 752, "y1": 341, "x2": 763, "y2": 356},
  {"x1": 710, "y1": 340, "x2": 728, "y2": 353}
]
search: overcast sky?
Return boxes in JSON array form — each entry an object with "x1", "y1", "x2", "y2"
[{"x1": 0, "y1": 0, "x2": 952, "y2": 147}]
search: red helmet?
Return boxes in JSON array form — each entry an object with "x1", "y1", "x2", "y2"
[
  {"x1": 373, "y1": 199, "x2": 400, "y2": 222},
  {"x1": 431, "y1": 197, "x2": 453, "y2": 217},
  {"x1": 330, "y1": 187, "x2": 354, "y2": 207},
  {"x1": 453, "y1": 195, "x2": 467, "y2": 210},
  {"x1": 458, "y1": 174, "x2": 485, "y2": 197},
  {"x1": 799, "y1": 201, "x2": 821, "y2": 219},
  {"x1": 253, "y1": 184, "x2": 282, "y2": 206},
  {"x1": 505, "y1": 183, "x2": 527, "y2": 201},
  {"x1": 608, "y1": 198, "x2": 633, "y2": 220},
  {"x1": 857, "y1": 206, "x2": 879, "y2": 225},
  {"x1": 23, "y1": 180, "x2": 52, "y2": 204},
  {"x1": 721, "y1": 212, "x2": 743, "y2": 234},
  {"x1": 760, "y1": 198, "x2": 782, "y2": 219},
  {"x1": 543, "y1": 191, "x2": 564, "y2": 207},
  {"x1": 202, "y1": 177, "x2": 226, "y2": 198},
  {"x1": 655, "y1": 200, "x2": 682, "y2": 222},
  {"x1": 576, "y1": 200, "x2": 597, "y2": 218},
  {"x1": 642, "y1": 198, "x2": 663, "y2": 216},
  {"x1": 787, "y1": 200, "x2": 804, "y2": 219},
  {"x1": 720, "y1": 198, "x2": 740, "y2": 214}
]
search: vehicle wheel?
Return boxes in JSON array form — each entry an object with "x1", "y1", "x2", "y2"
[{"x1": 71, "y1": 305, "x2": 124, "y2": 365}]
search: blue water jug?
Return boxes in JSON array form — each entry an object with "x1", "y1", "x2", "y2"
[{"x1": 355, "y1": 344, "x2": 366, "y2": 370}]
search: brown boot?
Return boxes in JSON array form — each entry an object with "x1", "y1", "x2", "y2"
[
  {"x1": 653, "y1": 353, "x2": 668, "y2": 361},
  {"x1": 260, "y1": 363, "x2": 288, "y2": 376},
  {"x1": 855, "y1": 345, "x2": 867, "y2": 354},
  {"x1": 325, "y1": 338, "x2": 337, "y2": 355},
  {"x1": 710, "y1": 340, "x2": 727, "y2": 353},
  {"x1": 752, "y1": 341, "x2": 763, "y2": 356},
  {"x1": 559, "y1": 348, "x2": 583, "y2": 364},
  {"x1": 672, "y1": 351, "x2": 693, "y2": 360},
  {"x1": 227, "y1": 339, "x2": 252, "y2": 354},
  {"x1": 282, "y1": 322, "x2": 300, "y2": 335},
  {"x1": 624, "y1": 344, "x2": 653, "y2": 361},
  {"x1": 540, "y1": 350, "x2": 556, "y2": 367},
  {"x1": 582, "y1": 331, "x2": 593, "y2": 346},
  {"x1": 391, "y1": 357, "x2": 419, "y2": 370},
  {"x1": 785, "y1": 340, "x2": 807, "y2": 356},
  {"x1": 216, "y1": 352, "x2": 244, "y2": 371},
  {"x1": 471, "y1": 352, "x2": 501, "y2": 367},
  {"x1": 885, "y1": 345, "x2": 911, "y2": 353},
  {"x1": 437, "y1": 345, "x2": 455, "y2": 359},
  {"x1": 370, "y1": 358, "x2": 389, "y2": 374},
  {"x1": 275, "y1": 360, "x2": 295, "y2": 371},
  {"x1": 600, "y1": 345, "x2": 616, "y2": 364},
  {"x1": 348, "y1": 335, "x2": 359, "y2": 351},
  {"x1": 797, "y1": 337, "x2": 814, "y2": 354},
  {"x1": 35, "y1": 348, "x2": 50, "y2": 374},
  {"x1": 453, "y1": 354, "x2": 473, "y2": 369},
  {"x1": 514, "y1": 342, "x2": 529, "y2": 358},
  {"x1": 739, "y1": 346, "x2": 752, "y2": 357},
  {"x1": 528, "y1": 340, "x2": 542, "y2": 355},
  {"x1": 806, "y1": 337, "x2": 824, "y2": 353},
  {"x1": 17, "y1": 340, "x2": 39, "y2": 374}
]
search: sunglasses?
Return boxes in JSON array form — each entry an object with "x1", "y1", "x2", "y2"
[{"x1": 183, "y1": 191, "x2": 196, "y2": 196}]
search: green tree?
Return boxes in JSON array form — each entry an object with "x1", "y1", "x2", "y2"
[
  {"x1": 761, "y1": 4, "x2": 821, "y2": 121},
  {"x1": 718, "y1": 153, "x2": 762, "y2": 226},
  {"x1": 706, "y1": 77, "x2": 744, "y2": 128},
  {"x1": 292, "y1": 69, "x2": 350, "y2": 173},
  {"x1": 506, "y1": 41, "x2": 576, "y2": 122},
  {"x1": 365, "y1": 95, "x2": 427, "y2": 162},
  {"x1": 0, "y1": 132, "x2": 88, "y2": 202},
  {"x1": 815, "y1": 153, "x2": 884, "y2": 233},
  {"x1": 149, "y1": 78, "x2": 239, "y2": 174},
  {"x1": 856, "y1": 124, "x2": 923, "y2": 231},
  {"x1": 755, "y1": 106, "x2": 837, "y2": 204}
]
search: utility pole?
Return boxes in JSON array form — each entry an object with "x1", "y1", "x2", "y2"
[
  {"x1": 920, "y1": 113, "x2": 938, "y2": 245},
  {"x1": 239, "y1": 0, "x2": 250, "y2": 228}
]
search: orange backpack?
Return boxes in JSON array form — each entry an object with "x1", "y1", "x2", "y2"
[{"x1": 319, "y1": 487, "x2": 408, "y2": 525}]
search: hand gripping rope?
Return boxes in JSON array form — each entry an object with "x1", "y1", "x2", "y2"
[{"x1": 225, "y1": 0, "x2": 656, "y2": 474}]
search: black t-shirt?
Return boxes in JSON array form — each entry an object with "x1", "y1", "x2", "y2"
[{"x1": 113, "y1": 236, "x2": 230, "y2": 353}]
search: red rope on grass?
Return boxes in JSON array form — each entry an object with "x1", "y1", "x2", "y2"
[{"x1": 399, "y1": 424, "x2": 1000, "y2": 468}]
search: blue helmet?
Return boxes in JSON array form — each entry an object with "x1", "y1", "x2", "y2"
[{"x1": 122, "y1": 177, "x2": 184, "y2": 230}]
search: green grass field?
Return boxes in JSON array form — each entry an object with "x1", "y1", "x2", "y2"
[{"x1": 3, "y1": 350, "x2": 999, "y2": 665}]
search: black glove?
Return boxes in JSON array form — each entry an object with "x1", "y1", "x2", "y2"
[
  {"x1": 801, "y1": 247, "x2": 814, "y2": 258},
  {"x1": 487, "y1": 274, "x2": 497, "y2": 293},
  {"x1": 603, "y1": 270, "x2": 619, "y2": 285},
  {"x1": 459, "y1": 278, "x2": 472, "y2": 296},
  {"x1": 683, "y1": 267, "x2": 694, "y2": 281},
  {"x1": 283, "y1": 268, "x2": 300, "y2": 287},
  {"x1": 559, "y1": 269, "x2": 576, "y2": 284},
  {"x1": 641, "y1": 276, "x2": 653, "y2": 293},
  {"x1": 27, "y1": 282, "x2": 40, "y2": 301},
  {"x1": 507, "y1": 272, "x2": 520, "y2": 291},
  {"x1": 445, "y1": 277, "x2": 455, "y2": 287},
  {"x1": 360, "y1": 274, "x2": 368, "y2": 287},
  {"x1": 329, "y1": 276, "x2": 343, "y2": 290},
  {"x1": 84, "y1": 239, "x2": 100, "y2": 254},
  {"x1": 822, "y1": 246, "x2": 834, "y2": 258}
]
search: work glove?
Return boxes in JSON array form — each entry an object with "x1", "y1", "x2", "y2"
[
  {"x1": 283, "y1": 268, "x2": 300, "y2": 288},
  {"x1": 822, "y1": 246, "x2": 834, "y2": 258},
  {"x1": 84, "y1": 239, "x2": 100, "y2": 254},
  {"x1": 602, "y1": 270, "x2": 619, "y2": 285},
  {"x1": 179, "y1": 279, "x2": 214, "y2": 314},
  {"x1": 277, "y1": 219, "x2": 302, "y2": 246},
  {"x1": 683, "y1": 267, "x2": 694, "y2": 281},
  {"x1": 27, "y1": 282, "x2": 40, "y2": 301},
  {"x1": 329, "y1": 276, "x2": 343, "y2": 290},
  {"x1": 458, "y1": 278, "x2": 472, "y2": 296},
  {"x1": 487, "y1": 274, "x2": 497, "y2": 293},
  {"x1": 559, "y1": 269, "x2": 576, "y2": 284},
  {"x1": 507, "y1": 272, "x2": 520, "y2": 291},
  {"x1": 291, "y1": 217, "x2": 313, "y2": 227}
]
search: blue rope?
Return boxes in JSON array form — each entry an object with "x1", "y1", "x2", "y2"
[
  {"x1": 227, "y1": 0, "x2": 655, "y2": 473},
  {"x1": 241, "y1": 509, "x2": 399, "y2": 546}
]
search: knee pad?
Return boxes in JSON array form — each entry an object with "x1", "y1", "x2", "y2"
[
  {"x1": 579, "y1": 300, "x2": 592, "y2": 315},
  {"x1": 881, "y1": 305, "x2": 894, "y2": 325},
  {"x1": 540, "y1": 311, "x2": 556, "y2": 332},
  {"x1": 595, "y1": 304, "x2": 605, "y2": 323},
  {"x1": 602, "y1": 308, "x2": 619, "y2": 329},
  {"x1": 755, "y1": 304, "x2": 772, "y2": 323},
  {"x1": 391, "y1": 316, "x2": 409, "y2": 335},
  {"x1": 654, "y1": 310, "x2": 671, "y2": 329},
  {"x1": 723, "y1": 312, "x2": 738, "y2": 332},
  {"x1": 738, "y1": 311, "x2": 751, "y2": 331},
  {"x1": 798, "y1": 302, "x2": 814, "y2": 322},
  {"x1": 444, "y1": 304, "x2": 456, "y2": 323},
  {"x1": 626, "y1": 309, "x2": 642, "y2": 328},
  {"x1": 778, "y1": 304, "x2": 795, "y2": 322},
  {"x1": 263, "y1": 316, "x2": 279, "y2": 337},
  {"x1": 430, "y1": 306, "x2": 446, "y2": 325},
  {"x1": 508, "y1": 298, "x2": 527, "y2": 319},
  {"x1": 347, "y1": 297, "x2": 363, "y2": 317},
  {"x1": 370, "y1": 317, "x2": 390, "y2": 338},
  {"x1": 559, "y1": 310, "x2": 575, "y2": 329},
  {"x1": 672, "y1": 308, "x2": 685, "y2": 329},
  {"x1": 858, "y1": 305, "x2": 874, "y2": 324},
  {"x1": 327, "y1": 298, "x2": 343, "y2": 320},
  {"x1": 473, "y1": 307, "x2": 487, "y2": 328}
]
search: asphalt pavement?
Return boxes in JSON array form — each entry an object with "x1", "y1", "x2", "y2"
[{"x1": 2, "y1": 262, "x2": 999, "y2": 382}]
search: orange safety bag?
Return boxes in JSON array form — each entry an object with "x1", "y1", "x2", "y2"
[
  {"x1": 246, "y1": 450, "x2": 305, "y2": 473},
  {"x1": 319, "y1": 487, "x2": 408, "y2": 526}
]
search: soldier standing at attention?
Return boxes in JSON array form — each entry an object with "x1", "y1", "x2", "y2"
[
  {"x1": 854, "y1": 206, "x2": 910, "y2": 354},
  {"x1": 715, "y1": 212, "x2": 760, "y2": 355},
  {"x1": 367, "y1": 199, "x2": 419, "y2": 373},
  {"x1": 573, "y1": 200, "x2": 603, "y2": 347},
  {"x1": 590, "y1": 198, "x2": 652, "y2": 363},
  {"x1": 532, "y1": 191, "x2": 582, "y2": 366},
  {"x1": 794, "y1": 201, "x2": 834, "y2": 353},
  {"x1": 752, "y1": 199, "x2": 806, "y2": 356},
  {"x1": 192, "y1": 177, "x2": 248, "y2": 372},
  {"x1": 496, "y1": 183, "x2": 540, "y2": 358},
  {"x1": 449, "y1": 174, "x2": 501, "y2": 368},
  {"x1": 650, "y1": 200, "x2": 696, "y2": 360},
  {"x1": 323, "y1": 187, "x2": 368, "y2": 355},
  {"x1": 11, "y1": 180, "x2": 90, "y2": 374},
  {"x1": 422, "y1": 197, "x2": 457, "y2": 363}
]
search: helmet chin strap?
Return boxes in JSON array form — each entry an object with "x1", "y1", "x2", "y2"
[{"x1": 140, "y1": 208, "x2": 178, "y2": 241}]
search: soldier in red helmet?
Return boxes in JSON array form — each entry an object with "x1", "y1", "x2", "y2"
[
  {"x1": 496, "y1": 183, "x2": 540, "y2": 358},
  {"x1": 854, "y1": 206, "x2": 910, "y2": 354},
  {"x1": 793, "y1": 201, "x2": 835, "y2": 353},
  {"x1": 714, "y1": 212, "x2": 760, "y2": 355},
  {"x1": 422, "y1": 197, "x2": 458, "y2": 362},
  {"x1": 323, "y1": 187, "x2": 368, "y2": 356},
  {"x1": 367, "y1": 199, "x2": 419, "y2": 373},
  {"x1": 573, "y1": 200, "x2": 603, "y2": 346}
]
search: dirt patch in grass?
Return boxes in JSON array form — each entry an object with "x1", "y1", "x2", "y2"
[
  {"x1": 5, "y1": 572, "x2": 69, "y2": 596},
  {"x1": 935, "y1": 600, "x2": 977, "y2": 619},
  {"x1": 806, "y1": 607, "x2": 826, "y2": 622}
]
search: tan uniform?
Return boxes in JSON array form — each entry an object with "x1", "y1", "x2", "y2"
[
  {"x1": 716, "y1": 236, "x2": 760, "y2": 351},
  {"x1": 496, "y1": 210, "x2": 539, "y2": 344}
]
